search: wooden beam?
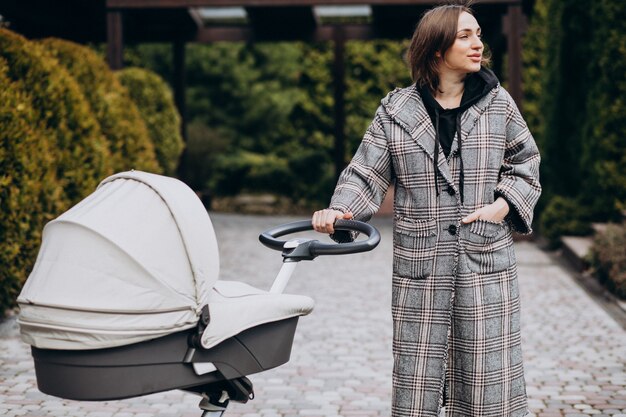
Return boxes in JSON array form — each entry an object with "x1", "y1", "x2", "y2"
[
  {"x1": 108, "y1": 0, "x2": 522, "y2": 9},
  {"x1": 503, "y1": 4, "x2": 524, "y2": 109},
  {"x1": 106, "y1": 11, "x2": 124, "y2": 70},
  {"x1": 245, "y1": 6, "x2": 318, "y2": 40},
  {"x1": 333, "y1": 25, "x2": 346, "y2": 180},
  {"x1": 173, "y1": 40, "x2": 187, "y2": 141},
  {"x1": 195, "y1": 24, "x2": 373, "y2": 42}
]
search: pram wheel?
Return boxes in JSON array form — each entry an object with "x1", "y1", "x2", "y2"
[
  {"x1": 201, "y1": 411, "x2": 225, "y2": 417},
  {"x1": 199, "y1": 392, "x2": 228, "y2": 416},
  {"x1": 197, "y1": 377, "x2": 253, "y2": 416}
]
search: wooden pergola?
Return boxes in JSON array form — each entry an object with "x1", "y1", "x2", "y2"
[{"x1": 0, "y1": 0, "x2": 532, "y2": 176}]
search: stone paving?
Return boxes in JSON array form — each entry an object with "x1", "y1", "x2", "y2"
[{"x1": 1, "y1": 212, "x2": 625, "y2": 417}]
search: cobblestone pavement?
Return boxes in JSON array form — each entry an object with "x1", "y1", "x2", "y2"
[{"x1": 1, "y1": 213, "x2": 625, "y2": 417}]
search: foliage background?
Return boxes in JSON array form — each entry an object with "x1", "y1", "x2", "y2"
[
  {"x1": 0, "y1": 30, "x2": 181, "y2": 315},
  {"x1": 125, "y1": 40, "x2": 411, "y2": 207},
  {"x1": 3, "y1": 0, "x2": 626, "y2": 313},
  {"x1": 522, "y1": 0, "x2": 626, "y2": 246}
]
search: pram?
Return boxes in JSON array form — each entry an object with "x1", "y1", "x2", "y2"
[{"x1": 17, "y1": 171, "x2": 380, "y2": 416}]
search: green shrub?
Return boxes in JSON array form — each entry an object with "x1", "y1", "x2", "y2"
[
  {"x1": 580, "y1": 0, "x2": 626, "y2": 220},
  {"x1": 539, "y1": 195, "x2": 592, "y2": 248},
  {"x1": 0, "y1": 58, "x2": 62, "y2": 314},
  {"x1": 589, "y1": 223, "x2": 626, "y2": 299},
  {"x1": 210, "y1": 151, "x2": 292, "y2": 197},
  {"x1": 521, "y1": 0, "x2": 548, "y2": 156},
  {"x1": 117, "y1": 67, "x2": 183, "y2": 175},
  {"x1": 537, "y1": 0, "x2": 591, "y2": 207},
  {"x1": 0, "y1": 29, "x2": 111, "y2": 202},
  {"x1": 178, "y1": 120, "x2": 231, "y2": 193},
  {"x1": 345, "y1": 40, "x2": 411, "y2": 156},
  {"x1": 288, "y1": 149, "x2": 334, "y2": 205},
  {"x1": 40, "y1": 38, "x2": 160, "y2": 174}
]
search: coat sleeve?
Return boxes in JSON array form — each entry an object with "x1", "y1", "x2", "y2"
[
  {"x1": 328, "y1": 106, "x2": 393, "y2": 241},
  {"x1": 494, "y1": 93, "x2": 542, "y2": 235}
]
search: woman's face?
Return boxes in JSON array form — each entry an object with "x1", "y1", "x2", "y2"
[{"x1": 440, "y1": 11, "x2": 484, "y2": 75}]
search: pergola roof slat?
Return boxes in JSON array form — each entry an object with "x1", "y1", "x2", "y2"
[
  {"x1": 245, "y1": 6, "x2": 318, "y2": 40},
  {"x1": 108, "y1": 0, "x2": 521, "y2": 8}
]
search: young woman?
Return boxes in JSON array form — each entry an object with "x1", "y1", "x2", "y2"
[{"x1": 312, "y1": 3, "x2": 541, "y2": 417}]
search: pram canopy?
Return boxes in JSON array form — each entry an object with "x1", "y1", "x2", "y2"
[{"x1": 18, "y1": 171, "x2": 222, "y2": 350}]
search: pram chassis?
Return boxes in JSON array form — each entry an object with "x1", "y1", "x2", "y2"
[
  {"x1": 31, "y1": 317, "x2": 298, "y2": 401},
  {"x1": 25, "y1": 218, "x2": 380, "y2": 416}
]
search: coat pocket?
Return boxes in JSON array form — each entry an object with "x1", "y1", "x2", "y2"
[
  {"x1": 462, "y1": 219, "x2": 513, "y2": 274},
  {"x1": 393, "y1": 217, "x2": 437, "y2": 279}
]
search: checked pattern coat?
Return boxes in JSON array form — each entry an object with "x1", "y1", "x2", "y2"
[{"x1": 329, "y1": 84, "x2": 541, "y2": 417}]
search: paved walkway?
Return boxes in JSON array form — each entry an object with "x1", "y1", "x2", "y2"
[{"x1": 1, "y1": 213, "x2": 625, "y2": 417}]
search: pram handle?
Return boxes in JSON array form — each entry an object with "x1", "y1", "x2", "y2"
[{"x1": 259, "y1": 219, "x2": 380, "y2": 260}]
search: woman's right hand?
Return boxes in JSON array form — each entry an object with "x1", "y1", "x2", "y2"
[{"x1": 312, "y1": 209, "x2": 353, "y2": 234}]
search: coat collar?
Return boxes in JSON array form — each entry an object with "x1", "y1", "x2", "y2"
[{"x1": 380, "y1": 83, "x2": 500, "y2": 189}]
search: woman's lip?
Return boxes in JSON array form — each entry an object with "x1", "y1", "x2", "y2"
[{"x1": 469, "y1": 56, "x2": 482, "y2": 61}]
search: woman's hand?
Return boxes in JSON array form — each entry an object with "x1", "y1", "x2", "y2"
[
  {"x1": 312, "y1": 209, "x2": 353, "y2": 234},
  {"x1": 461, "y1": 197, "x2": 510, "y2": 224}
]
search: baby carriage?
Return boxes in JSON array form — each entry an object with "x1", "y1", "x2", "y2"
[{"x1": 17, "y1": 171, "x2": 380, "y2": 416}]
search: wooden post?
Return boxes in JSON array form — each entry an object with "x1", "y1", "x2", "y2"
[
  {"x1": 333, "y1": 25, "x2": 346, "y2": 181},
  {"x1": 173, "y1": 40, "x2": 187, "y2": 141},
  {"x1": 504, "y1": 4, "x2": 523, "y2": 110},
  {"x1": 106, "y1": 11, "x2": 124, "y2": 70}
]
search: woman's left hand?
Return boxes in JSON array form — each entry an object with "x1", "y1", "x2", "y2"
[{"x1": 461, "y1": 197, "x2": 510, "y2": 224}]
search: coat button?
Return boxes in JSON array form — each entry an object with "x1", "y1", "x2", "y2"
[
  {"x1": 447, "y1": 185, "x2": 456, "y2": 196},
  {"x1": 448, "y1": 224, "x2": 457, "y2": 235}
]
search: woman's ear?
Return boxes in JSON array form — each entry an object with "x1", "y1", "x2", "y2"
[{"x1": 435, "y1": 51, "x2": 441, "y2": 58}]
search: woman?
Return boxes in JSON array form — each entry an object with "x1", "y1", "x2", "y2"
[{"x1": 312, "y1": 3, "x2": 541, "y2": 417}]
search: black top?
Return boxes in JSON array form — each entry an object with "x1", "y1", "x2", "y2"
[
  {"x1": 418, "y1": 67, "x2": 499, "y2": 157},
  {"x1": 416, "y1": 67, "x2": 499, "y2": 203}
]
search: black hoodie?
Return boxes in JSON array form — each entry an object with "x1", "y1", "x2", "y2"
[{"x1": 417, "y1": 66, "x2": 499, "y2": 203}]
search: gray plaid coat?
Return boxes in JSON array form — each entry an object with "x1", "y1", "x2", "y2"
[{"x1": 329, "y1": 84, "x2": 541, "y2": 417}]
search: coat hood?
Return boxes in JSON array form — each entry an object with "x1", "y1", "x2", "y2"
[
  {"x1": 380, "y1": 68, "x2": 500, "y2": 203},
  {"x1": 419, "y1": 67, "x2": 500, "y2": 114}
]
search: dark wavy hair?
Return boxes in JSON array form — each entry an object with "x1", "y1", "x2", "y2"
[{"x1": 407, "y1": 2, "x2": 490, "y2": 92}]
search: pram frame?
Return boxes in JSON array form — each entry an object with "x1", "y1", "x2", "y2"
[{"x1": 25, "y1": 217, "x2": 380, "y2": 416}]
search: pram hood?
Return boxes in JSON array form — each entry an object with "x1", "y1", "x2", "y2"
[{"x1": 18, "y1": 171, "x2": 220, "y2": 349}]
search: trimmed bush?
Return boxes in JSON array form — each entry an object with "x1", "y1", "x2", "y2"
[
  {"x1": 287, "y1": 149, "x2": 334, "y2": 205},
  {"x1": 40, "y1": 38, "x2": 160, "y2": 174},
  {"x1": 345, "y1": 40, "x2": 411, "y2": 156},
  {"x1": 210, "y1": 151, "x2": 292, "y2": 197},
  {"x1": 117, "y1": 67, "x2": 184, "y2": 176},
  {"x1": 580, "y1": 1, "x2": 626, "y2": 220},
  {"x1": 539, "y1": 195, "x2": 592, "y2": 249},
  {"x1": 0, "y1": 29, "x2": 111, "y2": 202},
  {"x1": 538, "y1": 0, "x2": 591, "y2": 206},
  {"x1": 178, "y1": 120, "x2": 230, "y2": 193},
  {"x1": 521, "y1": 0, "x2": 548, "y2": 155},
  {"x1": 0, "y1": 58, "x2": 62, "y2": 314},
  {"x1": 589, "y1": 223, "x2": 626, "y2": 299}
]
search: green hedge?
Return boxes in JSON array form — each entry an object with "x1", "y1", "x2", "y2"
[
  {"x1": 524, "y1": 0, "x2": 626, "y2": 242},
  {"x1": 0, "y1": 29, "x2": 117, "y2": 315},
  {"x1": 540, "y1": 0, "x2": 590, "y2": 203},
  {"x1": 210, "y1": 151, "x2": 292, "y2": 197},
  {"x1": 345, "y1": 40, "x2": 411, "y2": 156},
  {"x1": 0, "y1": 58, "x2": 62, "y2": 315},
  {"x1": 117, "y1": 67, "x2": 184, "y2": 176},
  {"x1": 580, "y1": 0, "x2": 626, "y2": 220},
  {"x1": 40, "y1": 38, "x2": 160, "y2": 174},
  {"x1": 589, "y1": 223, "x2": 626, "y2": 299},
  {"x1": 0, "y1": 30, "x2": 177, "y2": 316},
  {"x1": 0, "y1": 29, "x2": 112, "y2": 202},
  {"x1": 538, "y1": 195, "x2": 592, "y2": 249},
  {"x1": 521, "y1": 0, "x2": 548, "y2": 162}
]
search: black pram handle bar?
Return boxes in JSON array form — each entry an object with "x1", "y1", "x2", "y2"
[{"x1": 259, "y1": 219, "x2": 380, "y2": 260}]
